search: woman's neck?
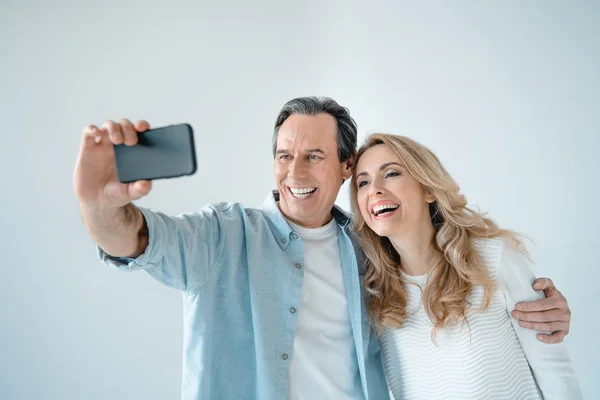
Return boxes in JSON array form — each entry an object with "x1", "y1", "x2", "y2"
[{"x1": 388, "y1": 221, "x2": 436, "y2": 276}]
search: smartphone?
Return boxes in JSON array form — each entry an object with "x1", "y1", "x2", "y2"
[{"x1": 113, "y1": 123, "x2": 197, "y2": 183}]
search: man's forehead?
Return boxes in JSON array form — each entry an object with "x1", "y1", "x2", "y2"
[
  {"x1": 277, "y1": 129, "x2": 334, "y2": 145},
  {"x1": 276, "y1": 114, "x2": 337, "y2": 150}
]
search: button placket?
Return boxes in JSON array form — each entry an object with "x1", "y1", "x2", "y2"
[{"x1": 282, "y1": 236, "x2": 302, "y2": 368}]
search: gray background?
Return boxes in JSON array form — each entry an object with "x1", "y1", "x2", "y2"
[{"x1": 1, "y1": 1, "x2": 598, "y2": 399}]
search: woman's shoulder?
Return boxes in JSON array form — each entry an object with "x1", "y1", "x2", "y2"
[
  {"x1": 470, "y1": 236, "x2": 506, "y2": 260},
  {"x1": 470, "y1": 236, "x2": 515, "y2": 277},
  {"x1": 470, "y1": 236, "x2": 531, "y2": 279}
]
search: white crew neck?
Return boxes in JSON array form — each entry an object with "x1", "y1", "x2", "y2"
[{"x1": 286, "y1": 217, "x2": 338, "y2": 239}]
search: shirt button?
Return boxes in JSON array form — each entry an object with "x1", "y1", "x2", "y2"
[
  {"x1": 295, "y1": 263, "x2": 301, "y2": 269},
  {"x1": 282, "y1": 354, "x2": 289, "y2": 360},
  {"x1": 292, "y1": 233, "x2": 298, "y2": 239},
  {"x1": 281, "y1": 238, "x2": 287, "y2": 243},
  {"x1": 290, "y1": 307, "x2": 296, "y2": 313}
]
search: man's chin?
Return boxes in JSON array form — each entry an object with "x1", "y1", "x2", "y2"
[{"x1": 287, "y1": 204, "x2": 316, "y2": 219}]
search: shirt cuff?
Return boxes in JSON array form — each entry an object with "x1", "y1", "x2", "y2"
[{"x1": 97, "y1": 206, "x2": 166, "y2": 271}]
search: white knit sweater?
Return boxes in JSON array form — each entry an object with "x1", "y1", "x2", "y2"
[{"x1": 380, "y1": 238, "x2": 582, "y2": 400}]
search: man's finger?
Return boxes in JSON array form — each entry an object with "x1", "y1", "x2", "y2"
[
  {"x1": 134, "y1": 120, "x2": 150, "y2": 132},
  {"x1": 120, "y1": 118, "x2": 138, "y2": 146},
  {"x1": 536, "y1": 331, "x2": 567, "y2": 344},
  {"x1": 103, "y1": 120, "x2": 124, "y2": 145},
  {"x1": 82, "y1": 125, "x2": 103, "y2": 145},
  {"x1": 514, "y1": 296, "x2": 563, "y2": 312},
  {"x1": 129, "y1": 180, "x2": 152, "y2": 200},
  {"x1": 518, "y1": 320, "x2": 568, "y2": 333},
  {"x1": 511, "y1": 309, "x2": 570, "y2": 323},
  {"x1": 532, "y1": 277, "x2": 554, "y2": 292}
]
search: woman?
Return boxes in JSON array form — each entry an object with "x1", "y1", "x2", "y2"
[{"x1": 350, "y1": 133, "x2": 582, "y2": 399}]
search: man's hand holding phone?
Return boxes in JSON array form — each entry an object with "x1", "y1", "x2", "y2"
[
  {"x1": 74, "y1": 118, "x2": 197, "y2": 210},
  {"x1": 74, "y1": 119, "x2": 153, "y2": 211}
]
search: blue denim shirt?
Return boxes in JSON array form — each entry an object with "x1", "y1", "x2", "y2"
[{"x1": 98, "y1": 191, "x2": 389, "y2": 400}]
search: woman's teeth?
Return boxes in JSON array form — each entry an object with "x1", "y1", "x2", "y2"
[{"x1": 372, "y1": 204, "x2": 399, "y2": 216}]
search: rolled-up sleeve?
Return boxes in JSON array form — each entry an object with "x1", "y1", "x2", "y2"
[{"x1": 97, "y1": 204, "x2": 225, "y2": 293}]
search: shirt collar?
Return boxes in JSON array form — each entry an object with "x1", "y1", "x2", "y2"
[{"x1": 260, "y1": 190, "x2": 353, "y2": 250}]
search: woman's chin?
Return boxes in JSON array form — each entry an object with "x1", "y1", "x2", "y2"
[{"x1": 368, "y1": 225, "x2": 395, "y2": 239}]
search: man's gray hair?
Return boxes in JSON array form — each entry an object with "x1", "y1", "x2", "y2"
[{"x1": 272, "y1": 96, "x2": 357, "y2": 162}]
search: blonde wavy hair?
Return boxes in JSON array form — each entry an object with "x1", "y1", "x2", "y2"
[{"x1": 350, "y1": 133, "x2": 526, "y2": 338}]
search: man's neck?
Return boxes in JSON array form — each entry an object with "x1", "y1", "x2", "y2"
[{"x1": 276, "y1": 201, "x2": 334, "y2": 229}]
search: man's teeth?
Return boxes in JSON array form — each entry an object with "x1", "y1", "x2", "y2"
[
  {"x1": 373, "y1": 204, "x2": 399, "y2": 215},
  {"x1": 290, "y1": 187, "x2": 316, "y2": 198}
]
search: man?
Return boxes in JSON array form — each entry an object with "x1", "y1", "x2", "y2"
[{"x1": 74, "y1": 96, "x2": 572, "y2": 399}]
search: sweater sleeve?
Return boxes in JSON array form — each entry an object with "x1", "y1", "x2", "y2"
[{"x1": 498, "y1": 241, "x2": 583, "y2": 400}]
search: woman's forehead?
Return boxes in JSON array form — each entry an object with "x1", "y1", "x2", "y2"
[{"x1": 357, "y1": 144, "x2": 403, "y2": 170}]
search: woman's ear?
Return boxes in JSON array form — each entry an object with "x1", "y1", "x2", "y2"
[{"x1": 424, "y1": 188, "x2": 436, "y2": 204}]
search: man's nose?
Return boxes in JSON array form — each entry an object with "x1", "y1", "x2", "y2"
[{"x1": 289, "y1": 158, "x2": 308, "y2": 179}]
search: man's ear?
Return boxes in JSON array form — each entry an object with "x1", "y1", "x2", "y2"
[{"x1": 342, "y1": 156, "x2": 354, "y2": 181}]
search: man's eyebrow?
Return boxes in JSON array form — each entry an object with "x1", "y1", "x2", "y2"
[
  {"x1": 356, "y1": 162, "x2": 403, "y2": 177},
  {"x1": 276, "y1": 148, "x2": 325, "y2": 154}
]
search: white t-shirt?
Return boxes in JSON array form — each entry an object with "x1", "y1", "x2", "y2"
[
  {"x1": 381, "y1": 237, "x2": 582, "y2": 400},
  {"x1": 286, "y1": 217, "x2": 363, "y2": 400}
]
